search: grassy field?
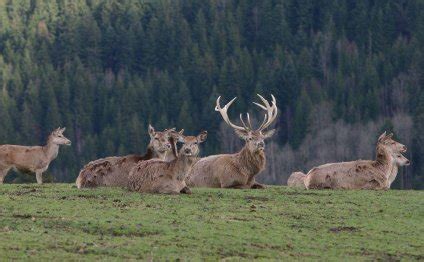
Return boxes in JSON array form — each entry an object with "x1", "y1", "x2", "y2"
[{"x1": 0, "y1": 184, "x2": 423, "y2": 261}]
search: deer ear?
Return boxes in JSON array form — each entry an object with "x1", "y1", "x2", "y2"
[
  {"x1": 60, "y1": 127, "x2": 66, "y2": 133},
  {"x1": 177, "y1": 135, "x2": 186, "y2": 143},
  {"x1": 197, "y1": 131, "x2": 208, "y2": 143},
  {"x1": 169, "y1": 130, "x2": 182, "y2": 141},
  {"x1": 387, "y1": 133, "x2": 394, "y2": 139},
  {"x1": 378, "y1": 131, "x2": 387, "y2": 142},
  {"x1": 148, "y1": 124, "x2": 155, "y2": 138},
  {"x1": 262, "y1": 129, "x2": 276, "y2": 138},
  {"x1": 235, "y1": 129, "x2": 249, "y2": 139},
  {"x1": 179, "y1": 129, "x2": 184, "y2": 135}
]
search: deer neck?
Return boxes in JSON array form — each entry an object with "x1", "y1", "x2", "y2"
[
  {"x1": 388, "y1": 165, "x2": 399, "y2": 187},
  {"x1": 374, "y1": 145, "x2": 397, "y2": 182},
  {"x1": 155, "y1": 151, "x2": 176, "y2": 161},
  {"x1": 143, "y1": 145, "x2": 156, "y2": 159},
  {"x1": 171, "y1": 153, "x2": 196, "y2": 181},
  {"x1": 43, "y1": 138, "x2": 60, "y2": 162},
  {"x1": 238, "y1": 145, "x2": 266, "y2": 178}
]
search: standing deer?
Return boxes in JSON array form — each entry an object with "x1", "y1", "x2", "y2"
[
  {"x1": 128, "y1": 131, "x2": 207, "y2": 194},
  {"x1": 296, "y1": 132, "x2": 409, "y2": 190},
  {"x1": 76, "y1": 125, "x2": 180, "y2": 188},
  {"x1": 187, "y1": 94, "x2": 277, "y2": 189},
  {"x1": 0, "y1": 127, "x2": 71, "y2": 184}
]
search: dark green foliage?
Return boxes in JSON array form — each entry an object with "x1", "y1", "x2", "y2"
[{"x1": 0, "y1": 0, "x2": 422, "y2": 187}]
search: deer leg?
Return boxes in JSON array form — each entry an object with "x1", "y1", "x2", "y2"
[
  {"x1": 180, "y1": 186, "x2": 192, "y2": 194},
  {"x1": 251, "y1": 183, "x2": 266, "y2": 189},
  {"x1": 0, "y1": 167, "x2": 11, "y2": 184},
  {"x1": 247, "y1": 178, "x2": 266, "y2": 189},
  {"x1": 35, "y1": 171, "x2": 43, "y2": 184},
  {"x1": 228, "y1": 184, "x2": 251, "y2": 189}
]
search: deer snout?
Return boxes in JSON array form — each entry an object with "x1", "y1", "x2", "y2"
[
  {"x1": 257, "y1": 141, "x2": 265, "y2": 149},
  {"x1": 184, "y1": 148, "x2": 192, "y2": 155},
  {"x1": 166, "y1": 143, "x2": 172, "y2": 149},
  {"x1": 405, "y1": 159, "x2": 411, "y2": 165}
]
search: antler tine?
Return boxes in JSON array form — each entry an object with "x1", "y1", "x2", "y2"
[
  {"x1": 246, "y1": 113, "x2": 253, "y2": 130},
  {"x1": 215, "y1": 96, "x2": 246, "y2": 131},
  {"x1": 253, "y1": 102, "x2": 267, "y2": 110},
  {"x1": 257, "y1": 113, "x2": 268, "y2": 131},
  {"x1": 257, "y1": 94, "x2": 271, "y2": 108},
  {"x1": 253, "y1": 94, "x2": 278, "y2": 131},
  {"x1": 239, "y1": 114, "x2": 249, "y2": 130}
]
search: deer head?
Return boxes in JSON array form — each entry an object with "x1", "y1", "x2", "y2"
[
  {"x1": 148, "y1": 125, "x2": 179, "y2": 154},
  {"x1": 215, "y1": 94, "x2": 277, "y2": 153},
  {"x1": 50, "y1": 127, "x2": 71, "y2": 146},
  {"x1": 176, "y1": 131, "x2": 208, "y2": 157},
  {"x1": 393, "y1": 152, "x2": 410, "y2": 166},
  {"x1": 377, "y1": 131, "x2": 407, "y2": 153},
  {"x1": 376, "y1": 131, "x2": 410, "y2": 167}
]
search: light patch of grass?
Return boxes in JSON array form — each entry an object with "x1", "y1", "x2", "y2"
[{"x1": 0, "y1": 184, "x2": 423, "y2": 260}]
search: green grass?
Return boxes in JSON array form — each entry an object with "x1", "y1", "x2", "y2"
[{"x1": 0, "y1": 184, "x2": 423, "y2": 261}]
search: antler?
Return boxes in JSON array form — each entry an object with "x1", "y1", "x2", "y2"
[
  {"x1": 216, "y1": 94, "x2": 277, "y2": 132},
  {"x1": 253, "y1": 94, "x2": 278, "y2": 131},
  {"x1": 215, "y1": 96, "x2": 247, "y2": 131}
]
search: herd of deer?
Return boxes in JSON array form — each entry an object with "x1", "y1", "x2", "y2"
[{"x1": 0, "y1": 95, "x2": 410, "y2": 193}]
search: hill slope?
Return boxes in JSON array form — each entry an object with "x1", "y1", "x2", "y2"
[{"x1": 0, "y1": 184, "x2": 423, "y2": 260}]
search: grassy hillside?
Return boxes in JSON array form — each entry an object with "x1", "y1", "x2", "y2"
[{"x1": 0, "y1": 184, "x2": 423, "y2": 260}]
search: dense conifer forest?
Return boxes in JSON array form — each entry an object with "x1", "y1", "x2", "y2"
[{"x1": 0, "y1": 0, "x2": 422, "y2": 188}]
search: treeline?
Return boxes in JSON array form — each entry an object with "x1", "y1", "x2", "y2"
[{"x1": 0, "y1": 0, "x2": 422, "y2": 188}]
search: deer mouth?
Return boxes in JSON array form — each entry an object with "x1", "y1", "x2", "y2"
[
  {"x1": 65, "y1": 141, "x2": 72, "y2": 146},
  {"x1": 184, "y1": 151, "x2": 193, "y2": 156},
  {"x1": 183, "y1": 148, "x2": 194, "y2": 156}
]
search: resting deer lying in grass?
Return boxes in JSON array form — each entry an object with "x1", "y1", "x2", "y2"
[
  {"x1": 187, "y1": 94, "x2": 277, "y2": 189},
  {"x1": 0, "y1": 127, "x2": 71, "y2": 184},
  {"x1": 76, "y1": 125, "x2": 179, "y2": 188},
  {"x1": 287, "y1": 172, "x2": 307, "y2": 188},
  {"x1": 296, "y1": 132, "x2": 409, "y2": 190},
  {"x1": 128, "y1": 131, "x2": 207, "y2": 194}
]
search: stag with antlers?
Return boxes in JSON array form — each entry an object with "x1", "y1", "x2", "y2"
[{"x1": 187, "y1": 94, "x2": 277, "y2": 189}]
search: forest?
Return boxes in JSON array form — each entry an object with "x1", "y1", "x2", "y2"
[{"x1": 0, "y1": 0, "x2": 422, "y2": 188}]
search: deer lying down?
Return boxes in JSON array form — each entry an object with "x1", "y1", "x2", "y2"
[
  {"x1": 187, "y1": 94, "x2": 277, "y2": 189},
  {"x1": 287, "y1": 172, "x2": 307, "y2": 188},
  {"x1": 298, "y1": 132, "x2": 409, "y2": 190},
  {"x1": 128, "y1": 131, "x2": 207, "y2": 194},
  {"x1": 76, "y1": 126, "x2": 179, "y2": 189},
  {"x1": 0, "y1": 128, "x2": 71, "y2": 184}
]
